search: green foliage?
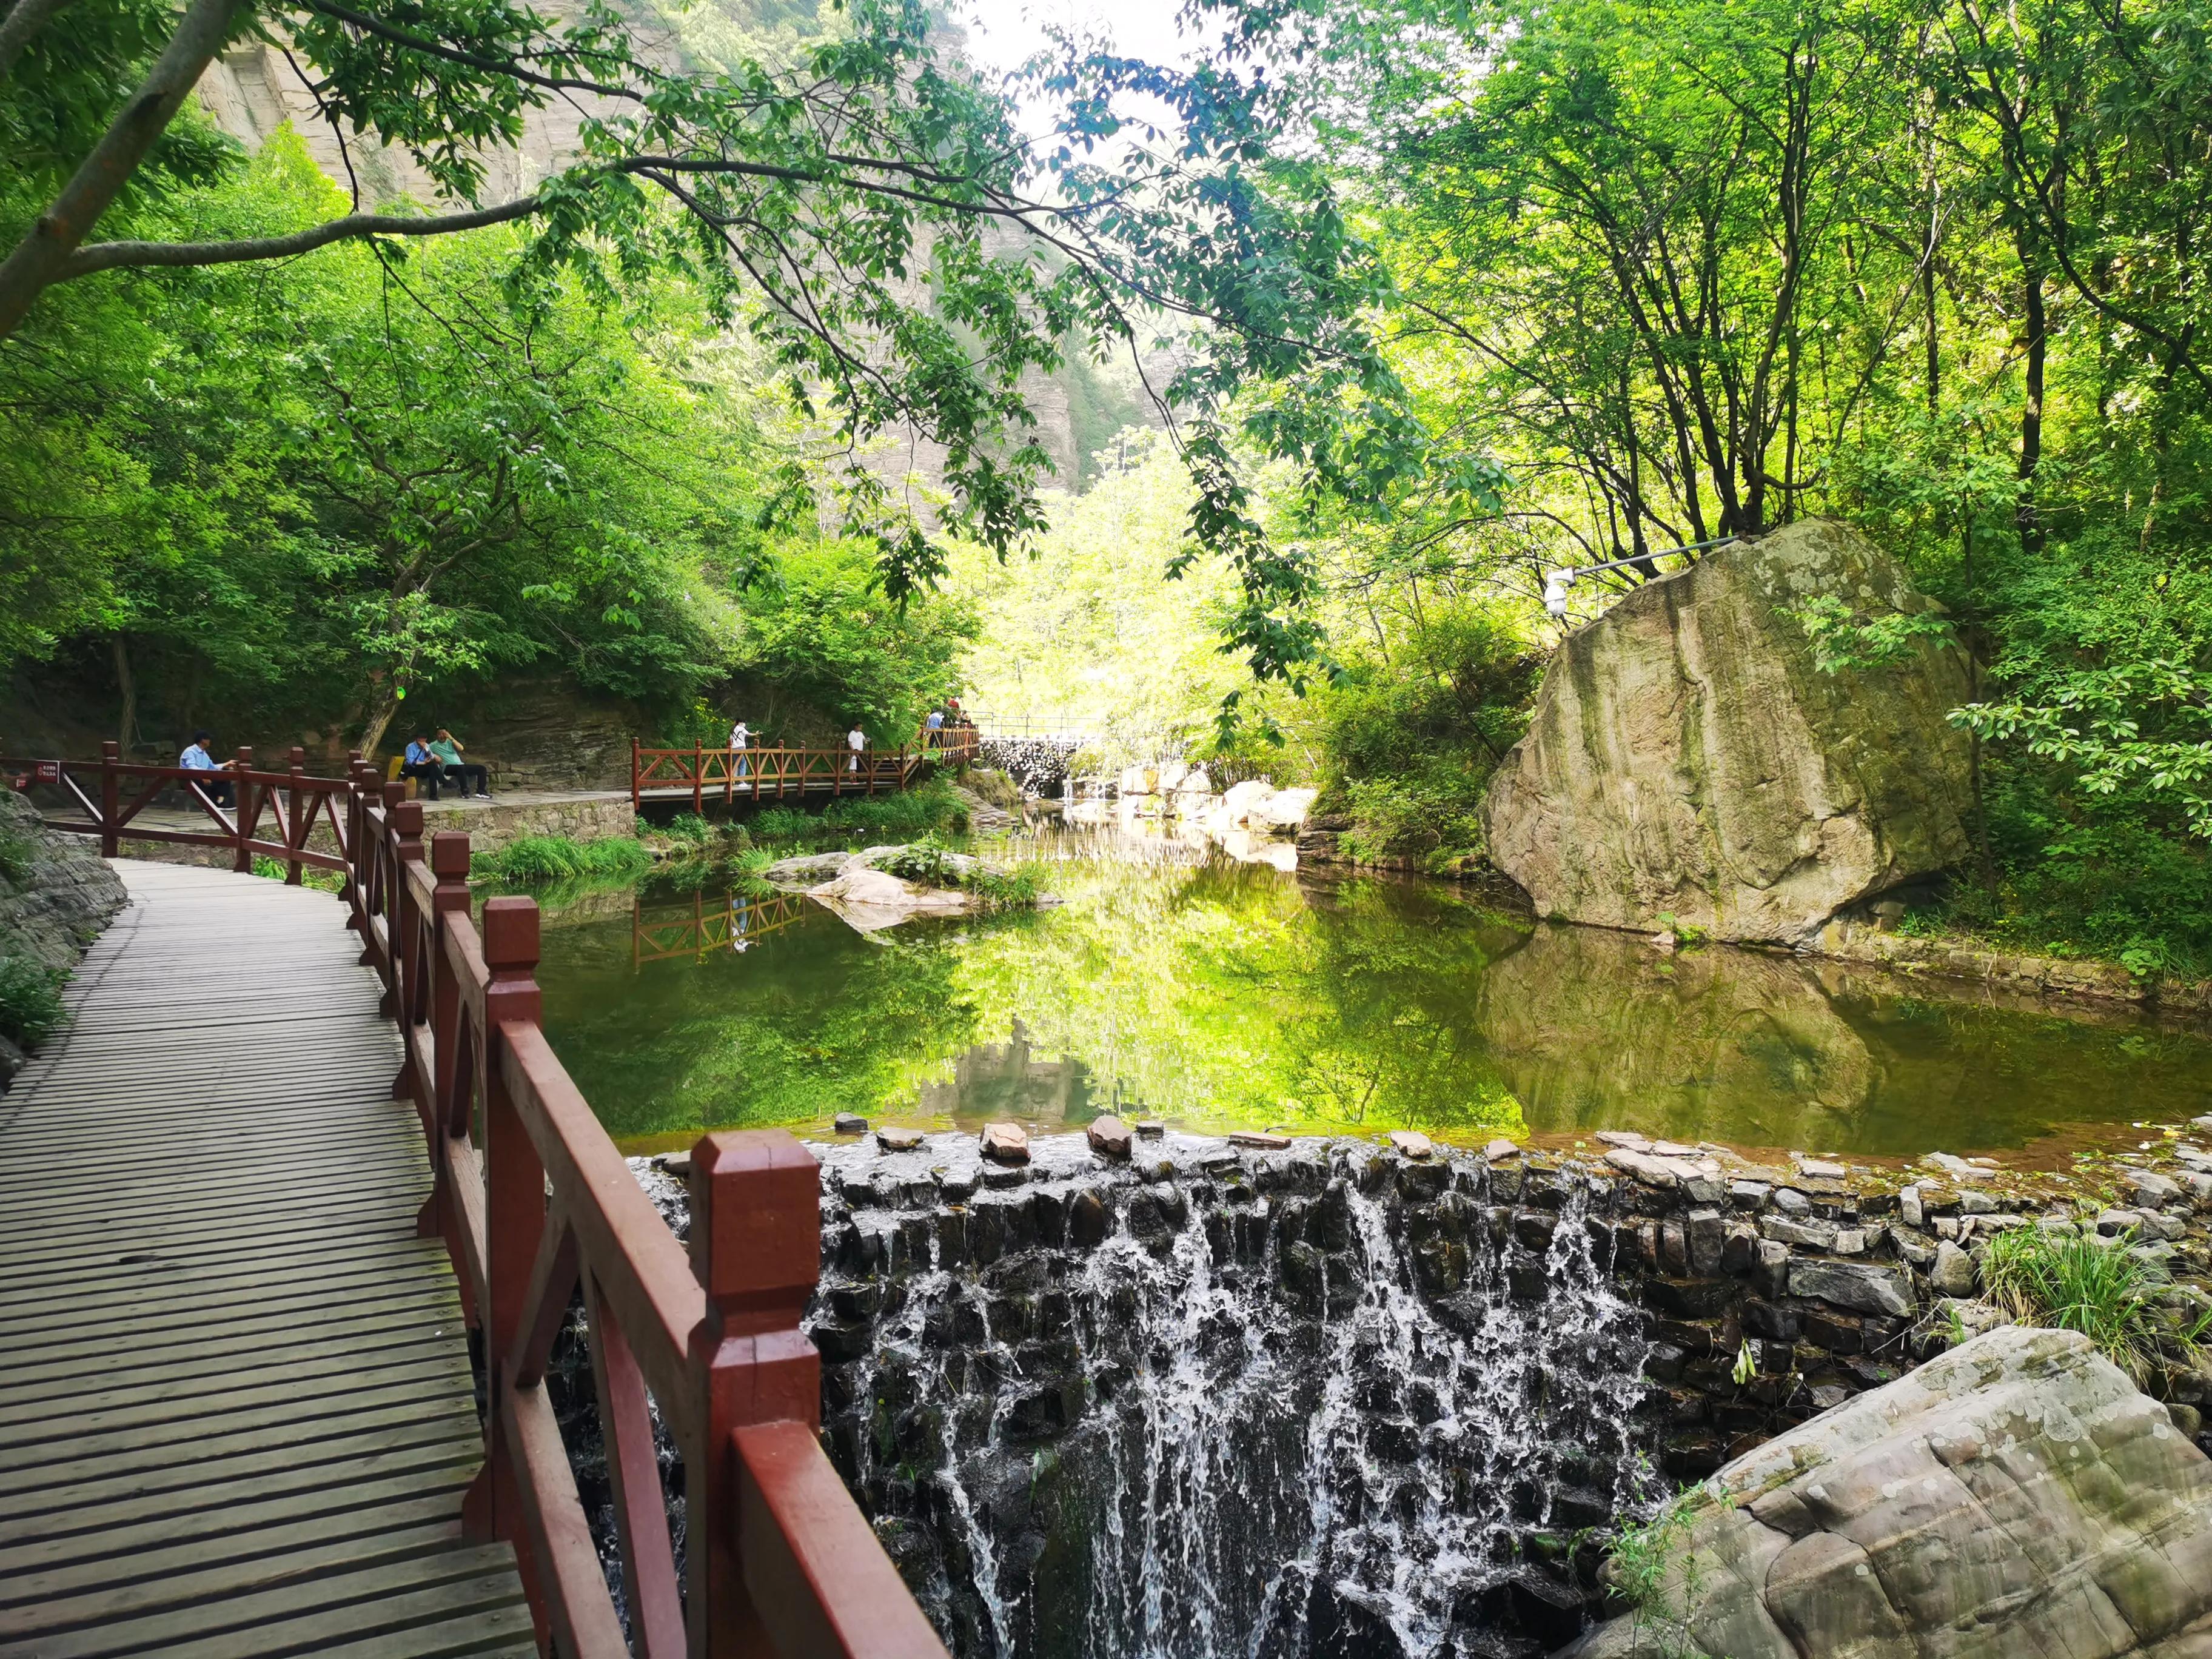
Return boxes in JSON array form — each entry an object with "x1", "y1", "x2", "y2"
[
  {"x1": 1307, "y1": 604, "x2": 1536, "y2": 863},
  {"x1": 0, "y1": 826, "x2": 34, "y2": 886},
  {"x1": 1603, "y1": 1477, "x2": 1720, "y2": 1659},
  {"x1": 1792, "y1": 598, "x2": 1959, "y2": 677},
  {"x1": 249, "y1": 856, "x2": 344, "y2": 894},
  {"x1": 5, "y1": 0, "x2": 1434, "y2": 702},
  {"x1": 663, "y1": 814, "x2": 716, "y2": 848},
  {"x1": 875, "y1": 835, "x2": 1042, "y2": 907},
  {"x1": 0, "y1": 954, "x2": 67, "y2": 1050},
  {"x1": 475, "y1": 835, "x2": 656, "y2": 886},
  {"x1": 1980, "y1": 1224, "x2": 2197, "y2": 1382}
]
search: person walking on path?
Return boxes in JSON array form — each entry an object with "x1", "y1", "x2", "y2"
[
  {"x1": 401, "y1": 732, "x2": 445, "y2": 800},
  {"x1": 431, "y1": 728, "x2": 491, "y2": 798},
  {"x1": 729, "y1": 720, "x2": 751, "y2": 791},
  {"x1": 178, "y1": 730, "x2": 234, "y2": 807},
  {"x1": 847, "y1": 723, "x2": 865, "y2": 774}
]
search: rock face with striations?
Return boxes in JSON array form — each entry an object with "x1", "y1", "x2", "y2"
[
  {"x1": 1481, "y1": 519, "x2": 1974, "y2": 944},
  {"x1": 1561, "y1": 1325, "x2": 2212, "y2": 1659},
  {"x1": 0, "y1": 789, "x2": 124, "y2": 972}
]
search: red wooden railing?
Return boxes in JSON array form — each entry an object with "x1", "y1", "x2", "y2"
[
  {"x1": 2, "y1": 739, "x2": 355, "y2": 880},
  {"x1": 7, "y1": 750, "x2": 949, "y2": 1659},
  {"x1": 631, "y1": 728, "x2": 980, "y2": 812}
]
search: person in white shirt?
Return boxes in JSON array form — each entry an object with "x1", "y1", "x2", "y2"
[
  {"x1": 729, "y1": 720, "x2": 751, "y2": 790},
  {"x1": 847, "y1": 725, "x2": 865, "y2": 773}
]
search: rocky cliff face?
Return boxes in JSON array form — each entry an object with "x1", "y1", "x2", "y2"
[
  {"x1": 0, "y1": 791, "x2": 124, "y2": 973},
  {"x1": 1481, "y1": 520, "x2": 1975, "y2": 945},
  {"x1": 1563, "y1": 1325, "x2": 2212, "y2": 1659}
]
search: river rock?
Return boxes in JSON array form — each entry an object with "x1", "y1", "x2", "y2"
[
  {"x1": 1558, "y1": 1326, "x2": 2212, "y2": 1659},
  {"x1": 876, "y1": 1126, "x2": 925, "y2": 1151},
  {"x1": 1387, "y1": 1131, "x2": 1433, "y2": 1160},
  {"x1": 833, "y1": 1113, "x2": 868, "y2": 1134},
  {"x1": 763, "y1": 850, "x2": 857, "y2": 889},
  {"x1": 806, "y1": 865, "x2": 972, "y2": 933},
  {"x1": 1257, "y1": 788, "x2": 1319, "y2": 833},
  {"x1": 1480, "y1": 520, "x2": 1974, "y2": 945},
  {"x1": 980, "y1": 1122, "x2": 1030, "y2": 1165},
  {"x1": 1787, "y1": 1256, "x2": 1914, "y2": 1318},
  {"x1": 1087, "y1": 1115, "x2": 1133, "y2": 1159},
  {"x1": 1929, "y1": 1239, "x2": 1977, "y2": 1298}
]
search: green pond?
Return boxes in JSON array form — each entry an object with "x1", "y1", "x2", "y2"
[{"x1": 531, "y1": 828, "x2": 2212, "y2": 1161}]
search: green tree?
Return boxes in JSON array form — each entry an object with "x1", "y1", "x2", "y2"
[{"x1": 0, "y1": 0, "x2": 1427, "y2": 694}]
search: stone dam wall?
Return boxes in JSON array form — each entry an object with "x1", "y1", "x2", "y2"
[{"x1": 603, "y1": 1130, "x2": 2212, "y2": 1659}]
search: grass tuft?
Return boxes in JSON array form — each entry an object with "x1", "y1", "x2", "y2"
[
  {"x1": 475, "y1": 834, "x2": 657, "y2": 885},
  {"x1": 1980, "y1": 1224, "x2": 2199, "y2": 1382}
]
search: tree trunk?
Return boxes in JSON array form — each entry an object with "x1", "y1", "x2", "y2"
[
  {"x1": 112, "y1": 635, "x2": 136, "y2": 751},
  {"x1": 2016, "y1": 253, "x2": 2047, "y2": 556},
  {"x1": 359, "y1": 681, "x2": 401, "y2": 761},
  {"x1": 0, "y1": 0, "x2": 247, "y2": 340}
]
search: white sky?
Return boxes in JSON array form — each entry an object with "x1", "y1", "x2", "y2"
[{"x1": 953, "y1": 0, "x2": 1211, "y2": 84}]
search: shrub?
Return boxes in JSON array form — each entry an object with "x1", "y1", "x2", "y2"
[
  {"x1": 0, "y1": 954, "x2": 67, "y2": 1050},
  {"x1": 475, "y1": 834, "x2": 656, "y2": 885},
  {"x1": 664, "y1": 812, "x2": 716, "y2": 845},
  {"x1": 1980, "y1": 1224, "x2": 2202, "y2": 1381},
  {"x1": 747, "y1": 780, "x2": 971, "y2": 846},
  {"x1": 0, "y1": 825, "x2": 34, "y2": 886}
]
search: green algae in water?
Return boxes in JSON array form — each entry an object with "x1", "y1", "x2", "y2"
[{"x1": 529, "y1": 831, "x2": 2212, "y2": 1156}]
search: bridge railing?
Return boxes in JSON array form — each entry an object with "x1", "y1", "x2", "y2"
[
  {"x1": 337, "y1": 763, "x2": 947, "y2": 1658},
  {"x1": 4, "y1": 743, "x2": 942, "y2": 1658},
  {"x1": 2, "y1": 738, "x2": 354, "y2": 880},
  {"x1": 631, "y1": 729, "x2": 979, "y2": 810}
]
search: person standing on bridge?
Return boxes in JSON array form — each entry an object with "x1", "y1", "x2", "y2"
[
  {"x1": 729, "y1": 720, "x2": 751, "y2": 791},
  {"x1": 847, "y1": 723, "x2": 865, "y2": 773},
  {"x1": 924, "y1": 708, "x2": 944, "y2": 749}
]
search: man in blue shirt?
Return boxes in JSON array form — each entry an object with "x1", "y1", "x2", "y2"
[
  {"x1": 178, "y1": 729, "x2": 233, "y2": 806},
  {"x1": 401, "y1": 732, "x2": 445, "y2": 800},
  {"x1": 924, "y1": 708, "x2": 945, "y2": 749}
]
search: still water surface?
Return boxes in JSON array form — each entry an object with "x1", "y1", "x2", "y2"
[{"x1": 532, "y1": 829, "x2": 2212, "y2": 1159}]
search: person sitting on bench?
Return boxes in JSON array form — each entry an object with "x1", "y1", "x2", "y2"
[
  {"x1": 179, "y1": 729, "x2": 235, "y2": 807},
  {"x1": 430, "y1": 728, "x2": 491, "y2": 799},
  {"x1": 401, "y1": 732, "x2": 446, "y2": 800}
]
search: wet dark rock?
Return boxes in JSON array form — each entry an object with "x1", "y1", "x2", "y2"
[
  {"x1": 1644, "y1": 1278, "x2": 1733, "y2": 1319},
  {"x1": 834, "y1": 1113, "x2": 869, "y2": 1134},
  {"x1": 1067, "y1": 1190, "x2": 1108, "y2": 1247}
]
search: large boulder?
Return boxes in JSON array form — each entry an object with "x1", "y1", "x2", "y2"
[
  {"x1": 1481, "y1": 520, "x2": 1974, "y2": 944},
  {"x1": 0, "y1": 789, "x2": 124, "y2": 971},
  {"x1": 1562, "y1": 1326, "x2": 2212, "y2": 1659}
]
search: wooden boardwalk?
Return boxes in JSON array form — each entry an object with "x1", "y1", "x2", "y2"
[{"x1": 0, "y1": 862, "x2": 532, "y2": 1658}]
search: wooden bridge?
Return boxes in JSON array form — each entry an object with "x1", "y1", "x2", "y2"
[
  {"x1": 1, "y1": 748, "x2": 948, "y2": 1658},
  {"x1": 631, "y1": 728, "x2": 979, "y2": 813}
]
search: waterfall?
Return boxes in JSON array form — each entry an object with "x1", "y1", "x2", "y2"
[{"x1": 808, "y1": 1135, "x2": 1651, "y2": 1659}]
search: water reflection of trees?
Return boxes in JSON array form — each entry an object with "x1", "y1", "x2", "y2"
[{"x1": 534, "y1": 852, "x2": 2212, "y2": 1154}]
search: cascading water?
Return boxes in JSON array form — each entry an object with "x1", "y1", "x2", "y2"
[{"x1": 806, "y1": 1134, "x2": 1652, "y2": 1659}]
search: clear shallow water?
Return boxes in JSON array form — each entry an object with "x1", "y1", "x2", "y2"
[{"x1": 531, "y1": 828, "x2": 2212, "y2": 1159}]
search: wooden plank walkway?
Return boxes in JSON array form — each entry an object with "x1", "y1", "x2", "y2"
[{"x1": 0, "y1": 862, "x2": 533, "y2": 1658}]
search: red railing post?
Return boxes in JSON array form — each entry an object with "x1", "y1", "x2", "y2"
[
  {"x1": 631, "y1": 736, "x2": 641, "y2": 812},
  {"x1": 693, "y1": 741, "x2": 704, "y2": 814},
  {"x1": 286, "y1": 745, "x2": 307, "y2": 885},
  {"x1": 478, "y1": 896, "x2": 545, "y2": 1546},
  {"x1": 98, "y1": 740, "x2": 119, "y2": 859},
  {"x1": 428, "y1": 830, "x2": 472, "y2": 1138},
  {"x1": 386, "y1": 796, "x2": 424, "y2": 1032},
  {"x1": 233, "y1": 746, "x2": 255, "y2": 873},
  {"x1": 687, "y1": 1131, "x2": 823, "y2": 1655}
]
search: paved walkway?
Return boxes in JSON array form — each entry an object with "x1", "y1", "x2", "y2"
[{"x1": 0, "y1": 862, "x2": 531, "y2": 1658}]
